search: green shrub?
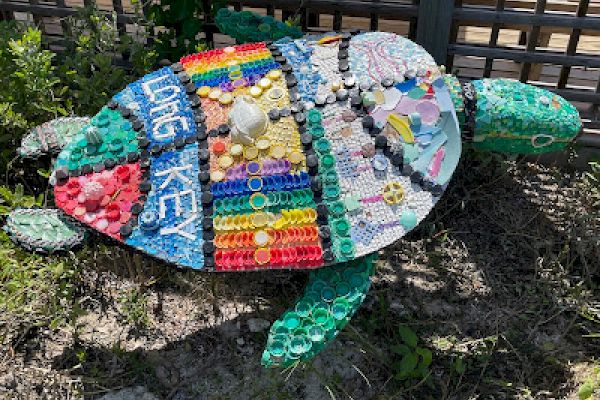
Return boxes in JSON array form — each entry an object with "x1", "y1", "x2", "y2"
[
  {"x1": 0, "y1": 22, "x2": 68, "y2": 162},
  {"x1": 58, "y1": 6, "x2": 157, "y2": 116},
  {"x1": 0, "y1": 232, "x2": 82, "y2": 345},
  {"x1": 146, "y1": 0, "x2": 226, "y2": 61}
]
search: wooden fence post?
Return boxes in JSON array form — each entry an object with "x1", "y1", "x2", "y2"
[{"x1": 415, "y1": 0, "x2": 455, "y2": 65}]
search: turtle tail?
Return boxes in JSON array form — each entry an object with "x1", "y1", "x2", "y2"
[
  {"x1": 215, "y1": 8, "x2": 303, "y2": 44},
  {"x1": 444, "y1": 75, "x2": 582, "y2": 154},
  {"x1": 261, "y1": 255, "x2": 376, "y2": 368}
]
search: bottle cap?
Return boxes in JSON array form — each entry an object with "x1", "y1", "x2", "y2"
[
  {"x1": 255, "y1": 248, "x2": 271, "y2": 264},
  {"x1": 283, "y1": 312, "x2": 301, "y2": 330},
  {"x1": 256, "y1": 137, "x2": 271, "y2": 150},
  {"x1": 267, "y1": 69, "x2": 282, "y2": 80},
  {"x1": 269, "y1": 145, "x2": 286, "y2": 159},
  {"x1": 258, "y1": 77, "x2": 272, "y2": 89},
  {"x1": 249, "y1": 192, "x2": 267, "y2": 209},
  {"x1": 288, "y1": 151, "x2": 304, "y2": 165},
  {"x1": 219, "y1": 92, "x2": 233, "y2": 105},
  {"x1": 244, "y1": 146, "x2": 259, "y2": 160},
  {"x1": 252, "y1": 212, "x2": 268, "y2": 228},
  {"x1": 218, "y1": 154, "x2": 234, "y2": 169},
  {"x1": 230, "y1": 143, "x2": 243, "y2": 156},
  {"x1": 249, "y1": 86, "x2": 263, "y2": 97},
  {"x1": 253, "y1": 229, "x2": 270, "y2": 246},
  {"x1": 248, "y1": 177, "x2": 263, "y2": 191},
  {"x1": 212, "y1": 140, "x2": 226, "y2": 155},
  {"x1": 197, "y1": 86, "x2": 211, "y2": 97},
  {"x1": 208, "y1": 89, "x2": 222, "y2": 100},
  {"x1": 210, "y1": 170, "x2": 225, "y2": 182}
]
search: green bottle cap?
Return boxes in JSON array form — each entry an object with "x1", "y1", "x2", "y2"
[
  {"x1": 329, "y1": 201, "x2": 346, "y2": 217},
  {"x1": 324, "y1": 185, "x2": 340, "y2": 201},
  {"x1": 283, "y1": 311, "x2": 301, "y2": 330},
  {"x1": 315, "y1": 138, "x2": 331, "y2": 154},
  {"x1": 295, "y1": 300, "x2": 312, "y2": 318},
  {"x1": 312, "y1": 308, "x2": 330, "y2": 325},
  {"x1": 335, "y1": 282, "x2": 350, "y2": 297},
  {"x1": 333, "y1": 219, "x2": 350, "y2": 236},
  {"x1": 308, "y1": 325, "x2": 325, "y2": 342},
  {"x1": 310, "y1": 126, "x2": 325, "y2": 139},
  {"x1": 339, "y1": 238, "x2": 354, "y2": 256},
  {"x1": 332, "y1": 298, "x2": 350, "y2": 320},
  {"x1": 269, "y1": 339, "x2": 286, "y2": 357},
  {"x1": 307, "y1": 109, "x2": 322, "y2": 124},
  {"x1": 321, "y1": 286, "x2": 336, "y2": 302}
]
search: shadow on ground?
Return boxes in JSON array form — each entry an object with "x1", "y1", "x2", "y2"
[{"x1": 7, "y1": 151, "x2": 600, "y2": 399}]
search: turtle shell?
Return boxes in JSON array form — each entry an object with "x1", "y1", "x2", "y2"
[{"x1": 53, "y1": 32, "x2": 461, "y2": 271}]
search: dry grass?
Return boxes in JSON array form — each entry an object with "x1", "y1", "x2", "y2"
[{"x1": 0, "y1": 149, "x2": 598, "y2": 399}]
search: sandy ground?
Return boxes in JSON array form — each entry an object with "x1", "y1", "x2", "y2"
[{"x1": 1, "y1": 152, "x2": 599, "y2": 400}]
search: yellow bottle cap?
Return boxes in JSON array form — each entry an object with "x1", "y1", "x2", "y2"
[
  {"x1": 252, "y1": 213, "x2": 268, "y2": 228},
  {"x1": 255, "y1": 137, "x2": 271, "y2": 150},
  {"x1": 219, "y1": 92, "x2": 233, "y2": 105},
  {"x1": 288, "y1": 151, "x2": 304, "y2": 164},
  {"x1": 249, "y1": 86, "x2": 263, "y2": 98},
  {"x1": 209, "y1": 89, "x2": 222, "y2": 100},
  {"x1": 240, "y1": 215, "x2": 250, "y2": 230},
  {"x1": 243, "y1": 146, "x2": 259, "y2": 160},
  {"x1": 210, "y1": 170, "x2": 225, "y2": 182},
  {"x1": 331, "y1": 80, "x2": 342, "y2": 92},
  {"x1": 230, "y1": 143, "x2": 243, "y2": 156},
  {"x1": 218, "y1": 154, "x2": 233, "y2": 169},
  {"x1": 267, "y1": 69, "x2": 282, "y2": 80},
  {"x1": 253, "y1": 230, "x2": 270, "y2": 247},
  {"x1": 269, "y1": 145, "x2": 286, "y2": 159},
  {"x1": 258, "y1": 77, "x2": 272, "y2": 89},
  {"x1": 197, "y1": 86, "x2": 211, "y2": 97}
]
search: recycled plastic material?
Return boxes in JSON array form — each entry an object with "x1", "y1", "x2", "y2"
[{"x1": 10, "y1": 19, "x2": 582, "y2": 370}]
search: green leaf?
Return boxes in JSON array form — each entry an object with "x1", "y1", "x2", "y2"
[
  {"x1": 182, "y1": 19, "x2": 203, "y2": 39},
  {"x1": 397, "y1": 352, "x2": 418, "y2": 378},
  {"x1": 453, "y1": 357, "x2": 466, "y2": 374},
  {"x1": 578, "y1": 382, "x2": 595, "y2": 400},
  {"x1": 398, "y1": 325, "x2": 418, "y2": 347},
  {"x1": 416, "y1": 347, "x2": 432, "y2": 367},
  {"x1": 391, "y1": 343, "x2": 411, "y2": 356}
]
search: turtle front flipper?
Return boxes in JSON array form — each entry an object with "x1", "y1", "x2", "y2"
[
  {"x1": 4, "y1": 208, "x2": 87, "y2": 252},
  {"x1": 18, "y1": 117, "x2": 90, "y2": 159},
  {"x1": 445, "y1": 76, "x2": 582, "y2": 154},
  {"x1": 262, "y1": 255, "x2": 376, "y2": 368}
]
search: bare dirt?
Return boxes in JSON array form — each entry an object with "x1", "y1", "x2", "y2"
[{"x1": 1, "y1": 153, "x2": 599, "y2": 400}]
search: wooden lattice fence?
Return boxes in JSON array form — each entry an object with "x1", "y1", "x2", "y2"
[{"x1": 1, "y1": 0, "x2": 599, "y2": 145}]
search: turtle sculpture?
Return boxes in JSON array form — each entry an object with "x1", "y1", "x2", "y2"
[{"x1": 6, "y1": 16, "x2": 581, "y2": 369}]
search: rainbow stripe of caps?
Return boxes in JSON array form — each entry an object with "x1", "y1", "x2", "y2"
[{"x1": 180, "y1": 42, "x2": 279, "y2": 90}]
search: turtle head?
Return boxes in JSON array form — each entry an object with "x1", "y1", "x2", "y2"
[
  {"x1": 446, "y1": 76, "x2": 582, "y2": 154},
  {"x1": 17, "y1": 117, "x2": 90, "y2": 159}
]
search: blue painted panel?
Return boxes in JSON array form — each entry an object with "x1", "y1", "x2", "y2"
[
  {"x1": 116, "y1": 67, "x2": 197, "y2": 147},
  {"x1": 126, "y1": 143, "x2": 205, "y2": 269}
]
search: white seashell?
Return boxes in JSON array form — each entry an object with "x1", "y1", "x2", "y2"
[{"x1": 228, "y1": 96, "x2": 268, "y2": 144}]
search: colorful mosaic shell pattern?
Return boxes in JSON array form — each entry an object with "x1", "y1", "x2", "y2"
[{"x1": 52, "y1": 32, "x2": 462, "y2": 271}]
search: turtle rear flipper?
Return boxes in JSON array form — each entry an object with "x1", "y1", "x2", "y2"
[
  {"x1": 262, "y1": 255, "x2": 376, "y2": 368},
  {"x1": 4, "y1": 208, "x2": 87, "y2": 253},
  {"x1": 18, "y1": 117, "x2": 90, "y2": 159}
]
